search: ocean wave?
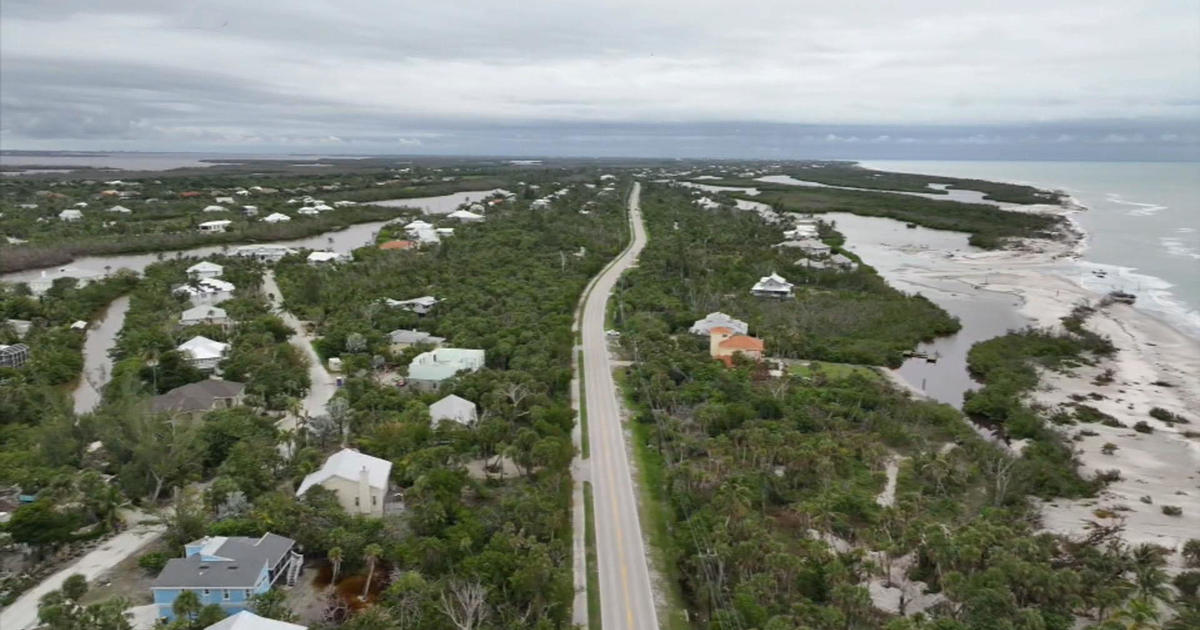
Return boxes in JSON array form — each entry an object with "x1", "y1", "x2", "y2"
[
  {"x1": 1177, "y1": 227, "x2": 1196, "y2": 234},
  {"x1": 1070, "y1": 260, "x2": 1200, "y2": 339},
  {"x1": 1160, "y1": 237, "x2": 1200, "y2": 260},
  {"x1": 1104, "y1": 192, "x2": 1167, "y2": 217}
]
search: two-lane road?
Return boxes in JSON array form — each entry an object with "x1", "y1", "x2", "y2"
[{"x1": 581, "y1": 182, "x2": 659, "y2": 629}]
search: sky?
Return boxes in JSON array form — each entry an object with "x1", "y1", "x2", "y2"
[{"x1": 1, "y1": 0, "x2": 1198, "y2": 160}]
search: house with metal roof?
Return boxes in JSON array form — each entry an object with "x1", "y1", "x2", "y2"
[
  {"x1": 407, "y1": 348, "x2": 485, "y2": 390},
  {"x1": 689, "y1": 312, "x2": 749, "y2": 336},
  {"x1": 150, "y1": 379, "x2": 245, "y2": 416},
  {"x1": 750, "y1": 273, "x2": 794, "y2": 299},
  {"x1": 0, "y1": 343, "x2": 30, "y2": 368},
  {"x1": 177, "y1": 336, "x2": 230, "y2": 371},
  {"x1": 199, "y1": 219, "x2": 233, "y2": 233},
  {"x1": 430, "y1": 394, "x2": 478, "y2": 427},
  {"x1": 180, "y1": 304, "x2": 233, "y2": 329},
  {"x1": 387, "y1": 328, "x2": 444, "y2": 350},
  {"x1": 204, "y1": 611, "x2": 307, "y2": 630},
  {"x1": 384, "y1": 296, "x2": 439, "y2": 315},
  {"x1": 151, "y1": 533, "x2": 301, "y2": 622},
  {"x1": 187, "y1": 261, "x2": 224, "y2": 280},
  {"x1": 297, "y1": 448, "x2": 392, "y2": 517}
]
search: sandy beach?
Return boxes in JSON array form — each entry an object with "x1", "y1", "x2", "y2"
[{"x1": 834, "y1": 198, "x2": 1200, "y2": 560}]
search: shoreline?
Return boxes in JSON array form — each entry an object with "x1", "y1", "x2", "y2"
[{"x1": 882, "y1": 196, "x2": 1200, "y2": 555}]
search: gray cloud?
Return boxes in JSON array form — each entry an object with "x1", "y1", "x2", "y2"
[{"x1": 1, "y1": 0, "x2": 1197, "y2": 157}]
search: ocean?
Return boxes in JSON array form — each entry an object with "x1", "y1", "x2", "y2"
[{"x1": 861, "y1": 161, "x2": 1200, "y2": 339}]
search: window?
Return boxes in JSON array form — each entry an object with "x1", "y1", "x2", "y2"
[
  {"x1": 202, "y1": 588, "x2": 210, "y2": 596},
  {"x1": 223, "y1": 589, "x2": 230, "y2": 601},
  {"x1": 245, "y1": 589, "x2": 252, "y2": 599},
  {"x1": 371, "y1": 495, "x2": 377, "y2": 505},
  {"x1": 354, "y1": 497, "x2": 360, "y2": 506}
]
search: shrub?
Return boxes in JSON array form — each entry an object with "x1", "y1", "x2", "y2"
[
  {"x1": 1162, "y1": 505, "x2": 1183, "y2": 517},
  {"x1": 1133, "y1": 421, "x2": 1153, "y2": 434},
  {"x1": 1149, "y1": 407, "x2": 1189, "y2": 425},
  {"x1": 1100, "y1": 442, "x2": 1118, "y2": 455},
  {"x1": 1094, "y1": 469, "x2": 1122, "y2": 483},
  {"x1": 1184, "y1": 539, "x2": 1200, "y2": 569},
  {"x1": 138, "y1": 551, "x2": 169, "y2": 574}
]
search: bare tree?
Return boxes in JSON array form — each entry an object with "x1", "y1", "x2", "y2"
[
  {"x1": 439, "y1": 579, "x2": 489, "y2": 630},
  {"x1": 985, "y1": 454, "x2": 1017, "y2": 506}
]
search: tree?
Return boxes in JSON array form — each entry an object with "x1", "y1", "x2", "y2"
[
  {"x1": 362, "y1": 543, "x2": 383, "y2": 600},
  {"x1": 61, "y1": 574, "x2": 88, "y2": 601},
  {"x1": 7, "y1": 499, "x2": 82, "y2": 548},
  {"x1": 172, "y1": 590, "x2": 201, "y2": 622},
  {"x1": 249, "y1": 589, "x2": 298, "y2": 622},
  {"x1": 439, "y1": 579, "x2": 489, "y2": 630},
  {"x1": 328, "y1": 546, "x2": 344, "y2": 589},
  {"x1": 1183, "y1": 539, "x2": 1200, "y2": 569}
]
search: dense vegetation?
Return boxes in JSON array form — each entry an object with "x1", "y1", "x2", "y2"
[
  {"x1": 612, "y1": 183, "x2": 1196, "y2": 629},
  {"x1": 772, "y1": 162, "x2": 1064, "y2": 205}
]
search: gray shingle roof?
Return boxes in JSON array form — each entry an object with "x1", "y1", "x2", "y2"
[
  {"x1": 152, "y1": 534, "x2": 294, "y2": 589},
  {"x1": 150, "y1": 380, "x2": 245, "y2": 414}
]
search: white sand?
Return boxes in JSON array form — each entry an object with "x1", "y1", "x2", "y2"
[{"x1": 876, "y1": 199, "x2": 1200, "y2": 558}]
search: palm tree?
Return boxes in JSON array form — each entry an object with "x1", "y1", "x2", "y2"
[
  {"x1": 327, "y1": 546, "x2": 344, "y2": 589},
  {"x1": 362, "y1": 543, "x2": 383, "y2": 601},
  {"x1": 172, "y1": 589, "x2": 201, "y2": 622}
]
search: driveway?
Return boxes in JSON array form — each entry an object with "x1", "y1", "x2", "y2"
[
  {"x1": 0, "y1": 509, "x2": 164, "y2": 630},
  {"x1": 262, "y1": 269, "x2": 337, "y2": 423}
]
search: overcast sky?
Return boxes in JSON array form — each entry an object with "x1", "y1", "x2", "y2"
[{"x1": 1, "y1": 0, "x2": 1197, "y2": 159}]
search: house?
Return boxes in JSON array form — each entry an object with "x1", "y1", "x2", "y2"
[
  {"x1": 0, "y1": 344, "x2": 30, "y2": 368},
  {"x1": 829, "y1": 253, "x2": 860, "y2": 271},
  {"x1": 4, "y1": 319, "x2": 31, "y2": 338},
  {"x1": 180, "y1": 304, "x2": 232, "y2": 328},
  {"x1": 412, "y1": 227, "x2": 440, "y2": 244},
  {"x1": 107, "y1": 205, "x2": 133, "y2": 214},
  {"x1": 306, "y1": 251, "x2": 346, "y2": 265},
  {"x1": 295, "y1": 207, "x2": 319, "y2": 216},
  {"x1": 151, "y1": 533, "x2": 301, "y2": 621},
  {"x1": 73, "y1": 202, "x2": 89, "y2": 208},
  {"x1": 188, "y1": 261, "x2": 224, "y2": 280},
  {"x1": 199, "y1": 220, "x2": 233, "y2": 233},
  {"x1": 151, "y1": 379, "x2": 245, "y2": 416},
  {"x1": 709, "y1": 327, "x2": 765, "y2": 367},
  {"x1": 214, "y1": 196, "x2": 236, "y2": 204},
  {"x1": 70, "y1": 320, "x2": 89, "y2": 330},
  {"x1": 407, "y1": 348, "x2": 485, "y2": 390},
  {"x1": 175, "y1": 278, "x2": 236, "y2": 306},
  {"x1": 177, "y1": 336, "x2": 230, "y2": 371},
  {"x1": 311, "y1": 204, "x2": 333, "y2": 212},
  {"x1": 296, "y1": 448, "x2": 392, "y2": 517},
  {"x1": 783, "y1": 226, "x2": 818, "y2": 240},
  {"x1": 751, "y1": 273, "x2": 794, "y2": 298},
  {"x1": 332, "y1": 200, "x2": 356, "y2": 208},
  {"x1": 58, "y1": 209, "x2": 83, "y2": 221},
  {"x1": 430, "y1": 394, "x2": 478, "y2": 427},
  {"x1": 446, "y1": 209, "x2": 485, "y2": 223},
  {"x1": 435, "y1": 227, "x2": 455, "y2": 237},
  {"x1": 689, "y1": 312, "x2": 749, "y2": 336},
  {"x1": 384, "y1": 296, "x2": 439, "y2": 315},
  {"x1": 694, "y1": 197, "x2": 721, "y2": 210},
  {"x1": 387, "y1": 328, "x2": 444, "y2": 350},
  {"x1": 233, "y1": 244, "x2": 295, "y2": 262},
  {"x1": 774, "y1": 240, "x2": 831, "y2": 257},
  {"x1": 261, "y1": 212, "x2": 291, "y2": 223},
  {"x1": 379, "y1": 240, "x2": 416, "y2": 251},
  {"x1": 531, "y1": 198, "x2": 552, "y2": 210},
  {"x1": 204, "y1": 611, "x2": 307, "y2": 630},
  {"x1": 241, "y1": 206, "x2": 259, "y2": 217},
  {"x1": 203, "y1": 205, "x2": 229, "y2": 213}
]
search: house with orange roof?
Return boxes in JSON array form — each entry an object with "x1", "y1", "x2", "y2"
[
  {"x1": 379, "y1": 240, "x2": 416, "y2": 251},
  {"x1": 709, "y1": 327, "x2": 765, "y2": 366}
]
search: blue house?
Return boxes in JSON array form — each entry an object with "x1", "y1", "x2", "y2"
[{"x1": 151, "y1": 533, "x2": 301, "y2": 621}]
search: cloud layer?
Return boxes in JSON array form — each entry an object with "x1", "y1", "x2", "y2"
[{"x1": 1, "y1": 1, "x2": 1197, "y2": 157}]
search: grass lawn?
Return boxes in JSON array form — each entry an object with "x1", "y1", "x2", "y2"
[{"x1": 584, "y1": 482, "x2": 601, "y2": 630}]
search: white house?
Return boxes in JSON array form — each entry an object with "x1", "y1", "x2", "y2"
[
  {"x1": 296, "y1": 448, "x2": 392, "y2": 517},
  {"x1": 430, "y1": 394, "x2": 478, "y2": 427},
  {"x1": 306, "y1": 251, "x2": 346, "y2": 265},
  {"x1": 446, "y1": 209, "x2": 485, "y2": 223},
  {"x1": 751, "y1": 273, "x2": 794, "y2": 299},
  {"x1": 203, "y1": 611, "x2": 307, "y2": 630},
  {"x1": 384, "y1": 296, "x2": 439, "y2": 314},
  {"x1": 203, "y1": 205, "x2": 228, "y2": 213},
  {"x1": 407, "y1": 348, "x2": 485, "y2": 390},
  {"x1": 778, "y1": 239, "x2": 831, "y2": 257},
  {"x1": 198, "y1": 220, "x2": 232, "y2": 233},
  {"x1": 262, "y1": 212, "x2": 292, "y2": 223},
  {"x1": 175, "y1": 278, "x2": 235, "y2": 306},
  {"x1": 234, "y1": 244, "x2": 295, "y2": 262},
  {"x1": 107, "y1": 205, "x2": 133, "y2": 214},
  {"x1": 296, "y1": 207, "x2": 319, "y2": 216},
  {"x1": 829, "y1": 253, "x2": 860, "y2": 271},
  {"x1": 180, "y1": 304, "x2": 232, "y2": 328},
  {"x1": 73, "y1": 202, "x2": 89, "y2": 208},
  {"x1": 403, "y1": 219, "x2": 433, "y2": 233},
  {"x1": 311, "y1": 204, "x2": 333, "y2": 212},
  {"x1": 413, "y1": 227, "x2": 440, "y2": 244},
  {"x1": 241, "y1": 205, "x2": 259, "y2": 216},
  {"x1": 214, "y1": 196, "x2": 236, "y2": 204},
  {"x1": 187, "y1": 261, "x2": 224, "y2": 280},
  {"x1": 177, "y1": 335, "x2": 230, "y2": 371},
  {"x1": 690, "y1": 312, "x2": 749, "y2": 336},
  {"x1": 332, "y1": 200, "x2": 356, "y2": 208},
  {"x1": 58, "y1": 209, "x2": 83, "y2": 221},
  {"x1": 435, "y1": 227, "x2": 455, "y2": 237}
]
